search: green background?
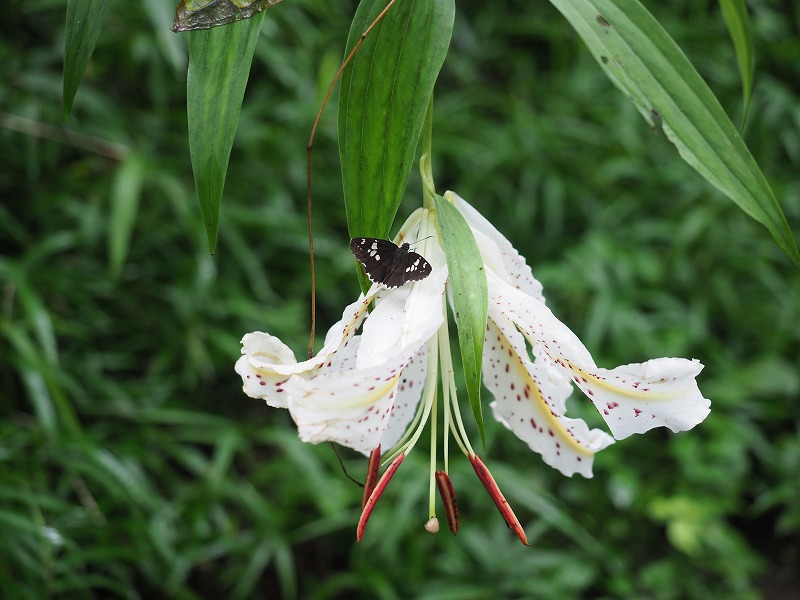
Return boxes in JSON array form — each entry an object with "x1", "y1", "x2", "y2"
[{"x1": 1, "y1": 0, "x2": 798, "y2": 597}]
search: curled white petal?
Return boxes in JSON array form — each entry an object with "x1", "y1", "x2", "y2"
[
  {"x1": 235, "y1": 332, "x2": 297, "y2": 408},
  {"x1": 570, "y1": 357, "x2": 710, "y2": 439},
  {"x1": 447, "y1": 190, "x2": 544, "y2": 301},
  {"x1": 484, "y1": 319, "x2": 613, "y2": 477},
  {"x1": 487, "y1": 270, "x2": 710, "y2": 440}
]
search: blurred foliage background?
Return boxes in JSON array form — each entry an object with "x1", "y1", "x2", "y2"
[{"x1": 1, "y1": 0, "x2": 799, "y2": 598}]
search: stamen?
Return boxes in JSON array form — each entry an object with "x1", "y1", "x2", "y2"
[
  {"x1": 435, "y1": 470, "x2": 459, "y2": 535},
  {"x1": 362, "y1": 445, "x2": 381, "y2": 509},
  {"x1": 357, "y1": 453, "x2": 405, "y2": 542},
  {"x1": 469, "y1": 454, "x2": 529, "y2": 546}
]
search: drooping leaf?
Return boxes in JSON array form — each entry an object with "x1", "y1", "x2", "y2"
[
  {"x1": 548, "y1": 0, "x2": 799, "y2": 266},
  {"x1": 172, "y1": 0, "x2": 281, "y2": 33},
  {"x1": 63, "y1": 0, "x2": 113, "y2": 121},
  {"x1": 339, "y1": 0, "x2": 455, "y2": 240},
  {"x1": 436, "y1": 193, "x2": 489, "y2": 445},
  {"x1": 187, "y1": 14, "x2": 265, "y2": 253},
  {"x1": 719, "y1": 0, "x2": 754, "y2": 129}
]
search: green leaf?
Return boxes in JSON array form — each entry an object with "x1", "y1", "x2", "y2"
[
  {"x1": 109, "y1": 153, "x2": 145, "y2": 278},
  {"x1": 173, "y1": 0, "x2": 278, "y2": 33},
  {"x1": 187, "y1": 14, "x2": 265, "y2": 254},
  {"x1": 63, "y1": 0, "x2": 113, "y2": 121},
  {"x1": 435, "y1": 194, "x2": 488, "y2": 445},
  {"x1": 339, "y1": 0, "x2": 455, "y2": 240},
  {"x1": 548, "y1": 0, "x2": 799, "y2": 266},
  {"x1": 719, "y1": 0, "x2": 754, "y2": 129}
]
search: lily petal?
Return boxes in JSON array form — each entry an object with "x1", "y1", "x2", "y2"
[
  {"x1": 236, "y1": 288, "x2": 377, "y2": 398},
  {"x1": 487, "y1": 271, "x2": 710, "y2": 440},
  {"x1": 235, "y1": 332, "x2": 297, "y2": 408},
  {"x1": 484, "y1": 318, "x2": 614, "y2": 477},
  {"x1": 288, "y1": 345, "x2": 408, "y2": 453},
  {"x1": 379, "y1": 346, "x2": 428, "y2": 450},
  {"x1": 569, "y1": 358, "x2": 710, "y2": 439},
  {"x1": 446, "y1": 191, "x2": 544, "y2": 301}
]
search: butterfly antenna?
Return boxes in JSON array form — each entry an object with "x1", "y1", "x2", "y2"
[
  {"x1": 306, "y1": 0, "x2": 399, "y2": 359},
  {"x1": 330, "y1": 442, "x2": 364, "y2": 487}
]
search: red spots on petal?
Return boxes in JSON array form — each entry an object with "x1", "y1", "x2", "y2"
[
  {"x1": 548, "y1": 429, "x2": 554, "y2": 437},
  {"x1": 505, "y1": 364, "x2": 510, "y2": 373},
  {"x1": 530, "y1": 418, "x2": 537, "y2": 429},
  {"x1": 634, "y1": 408, "x2": 642, "y2": 417},
  {"x1": 510, "y1": 383, "x2": 515, "y2": 391},
  {"x1": 259, "y1": 381, "x2": 266, "y2": 386}
]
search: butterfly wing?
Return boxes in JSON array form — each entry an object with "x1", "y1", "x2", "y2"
[
  {"x1": 349, "y1": 238, "x2": 432, "y2": 288},
  {"x1": 349, "y1": 238, "x2": 403, "y2": 285},
  {"x1": 384, "y1": 249, "x2": 433, "y2": 288}
]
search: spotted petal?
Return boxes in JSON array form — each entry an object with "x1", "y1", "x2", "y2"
[
  {"x1": 288, "y1": 336, "x2": 411, "y2": 453},
  {"x1": 569, "y1": 358, "x2": 709, "y2": 439},
  {"x1": 235, "y1": 288, "x2": 377, "y2": 407},
  {"x1": 487, "y1": 271, "x2": 710, "y2": 439},
  {"x1": 484, "y1": 318, "x2": 614, "y2": 477},
  {"x1": 235, "y1": 332, "x2": 296, "y2": 408},
  {"x1": 379, "y1": 346, "x2": 428, "y2": 451}
]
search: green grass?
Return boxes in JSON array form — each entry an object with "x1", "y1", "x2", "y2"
[{"x1": 1, "y1": 0, "x2": 798, "y2": 598}]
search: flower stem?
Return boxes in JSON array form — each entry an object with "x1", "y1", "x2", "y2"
[{"x1": 420, "y1": 95, "x2": 436, "y2": 209}]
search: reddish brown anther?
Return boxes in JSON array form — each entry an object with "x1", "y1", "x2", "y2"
[
  {"x1": 362, "y1": 445, "x2": 381, "y2": 509},
  {"x1": 356, "y1": 453, "x2": 405, "y2": 541},
  {"x1": 469, "y1": 454, "x2": 529, "y2": 546},
  {"x1": 435, "y1": 470, "x2": 459, "y2": 535}
]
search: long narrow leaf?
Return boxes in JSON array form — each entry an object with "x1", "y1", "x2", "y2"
[
  {"x1": 719, "y1": 0, "x2": 754, "y2": 129},
  {"x1": 436, "y1": 194, "x2": 488, "y2": 445},
  {"x1": 339, "y1": 0, "x2": 455, "y2": 240},
  {"x1": 548, "y1": 0, "x2": 799, "y2": 266},
  {"x1": 186, "y1": 15, "x2": 265, "y2": 253},
  {"x1": 63, "y1": 0, "x2": 113, "y2": 121}
]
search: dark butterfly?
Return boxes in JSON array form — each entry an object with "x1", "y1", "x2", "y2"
[{"x1": 349, "y1": 238, "x2": 433, "y2": 289}]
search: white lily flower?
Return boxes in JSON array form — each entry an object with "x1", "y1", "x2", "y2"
[{"x1": 236, "y1": 191, "x2": 710, "y2": 542}]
